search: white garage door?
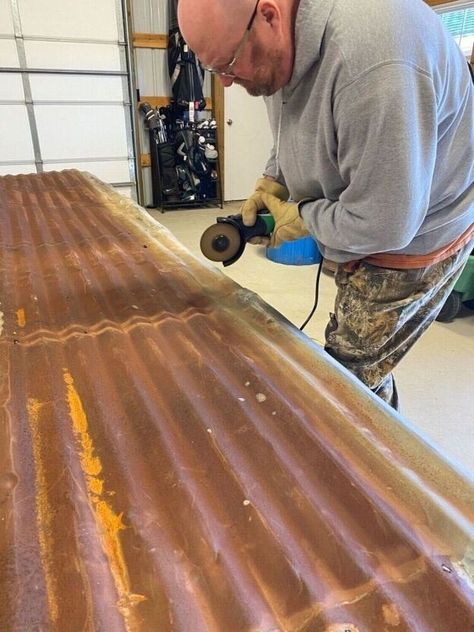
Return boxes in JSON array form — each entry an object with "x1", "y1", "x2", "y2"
[{"x1": 0, "y1": 0, "x2": 137, "y2": 198}]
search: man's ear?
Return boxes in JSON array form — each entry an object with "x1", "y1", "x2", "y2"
[{"x1": 259, "y1": 1, "x2": 281, "y2": 28}]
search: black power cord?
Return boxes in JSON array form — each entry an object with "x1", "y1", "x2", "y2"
[{"x1": 299, "y1": 258, "x2": 324, "y2": 331}]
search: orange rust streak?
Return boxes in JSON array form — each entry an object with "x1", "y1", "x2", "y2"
[
  {"x1": 63, "y1": 370, "x2": 145, "y2": 626},
  {"x1": 27, "y1": 398, "x2": 59, "y2": 624},
  {"x1": 16, "y1": 308, "x2": 26, "y2": 328}
]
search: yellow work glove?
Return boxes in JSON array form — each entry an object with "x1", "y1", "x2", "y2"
[
  {"x1": 241, "y1": 177, "x2": 289, "y2": 227},
  {"x1": 258, "y1": 192, "x2": 309, "y2": 248}
]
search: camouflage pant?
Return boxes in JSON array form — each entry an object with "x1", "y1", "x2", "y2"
[{"x1": 325, "y1": 243, "x2": 472, "y2": 410}]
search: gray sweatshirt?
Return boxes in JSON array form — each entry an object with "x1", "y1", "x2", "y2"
[{"x1": 264, "y1": 0, "x2": 474, "y2": 262}]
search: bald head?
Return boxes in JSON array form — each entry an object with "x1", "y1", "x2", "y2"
[
  {"x1": 178, "y1": 0, "x2": 260, "y2": 68},
  {"x1": 178, "y1": 0, "x2": 299, "y2": 96}
]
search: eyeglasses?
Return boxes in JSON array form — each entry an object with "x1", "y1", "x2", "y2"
[{"x1": 203, "y1": 0, "x2": 260, "y2": 77}]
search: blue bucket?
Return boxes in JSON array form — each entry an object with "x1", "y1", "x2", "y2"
[{"x1": 266, "y1": 235, "x2": 321, "y2": 266}]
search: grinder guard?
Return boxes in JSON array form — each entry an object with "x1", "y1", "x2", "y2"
[{"x1": 200, "y1": 213, "x2": 274, "y2": 266}]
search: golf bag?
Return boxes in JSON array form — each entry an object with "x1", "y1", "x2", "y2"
[
  {"x1": 140, "y1": 102, "x2": 179, "y2": 205},
  {"x1": 140, "y1": 103, "x2": 219, "y2": 206},
  {"x1": 175, "y1": 124, "x2": 219, "y2": 202},
  {"x1": 168, "y1": 0, "x2": 206, "y2": 115},
  {"x1": 138, "y1": 3, "x2": 219, "y2": 207}
]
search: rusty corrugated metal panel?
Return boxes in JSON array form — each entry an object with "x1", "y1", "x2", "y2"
[{"x1": 0, "y1": 170, "x2": 473, "y2": 631}]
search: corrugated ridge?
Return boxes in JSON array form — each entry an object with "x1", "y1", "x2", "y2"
[{"x1": 0, "y1": 171, "x2": 473, "y2": 631}]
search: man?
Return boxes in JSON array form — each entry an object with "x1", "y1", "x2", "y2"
[{"x1": 178, "y1": 0, "x2": 474, "y2": 409}]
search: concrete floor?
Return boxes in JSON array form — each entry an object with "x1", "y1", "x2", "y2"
[{"x1": 149, "y1": 204, "x2": 474, "y2": 477}]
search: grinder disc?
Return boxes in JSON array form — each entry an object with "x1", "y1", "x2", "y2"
[{"x1": 200, "y1": 223, "x2": 242, "y2": 262}]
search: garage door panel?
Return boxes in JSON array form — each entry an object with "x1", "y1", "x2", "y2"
[
  {"x1": 0, "y1": 0, "x2": 14, "y2": 35},
  {"x1": 0, "y1": 105, "x2": 35, "y2": 161},
  {"x1": 1, "y1": 1, "x2": 136, "y2": 195},
  {"x1": 35, "y1": 105, "x2": 129, "y2": 160},
  {"x1": 43, "y1": 160, "x2": 130, "y2": 183},
  {"x1": 18, "y1": 0, "x2": 119, "y2": 40},
  {"x1": 24, "y1": 41, "x2": 122, "y2": 72},
  {"x1": 0, "y1": 73, "x2": 25, "y2": 101},
  {"x1": 0, "y1": 38, "x2": 20, "y2": 67},
  {"x1": 29, "y1": 74, "x2": 125, "y2": 102}
]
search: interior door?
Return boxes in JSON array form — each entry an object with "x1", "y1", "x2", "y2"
[{"x1": 224, "y1": 84, "x2": 273, "y2": 201}]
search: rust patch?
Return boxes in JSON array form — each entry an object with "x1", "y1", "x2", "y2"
[
  {"x1": 27, "y1": 398, "x2": 59, "y2": 624},
  {"x1": 63, "y1": 370, "x2": 146, "y2": 627},
  {"x1": 382, "y1": 603, "x2": 401, "y2": 626},
  {"x1": 16, "y1": 308, "x2": 26, "y2": 328}
]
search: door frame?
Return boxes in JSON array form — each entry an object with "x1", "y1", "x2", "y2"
[{"x1": 211, "y1": 75, "x2": 225, "y2": 198}]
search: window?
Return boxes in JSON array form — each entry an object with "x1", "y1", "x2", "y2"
[{"x1": 438, "y1": 4, "x2": 474, "y2": 59}]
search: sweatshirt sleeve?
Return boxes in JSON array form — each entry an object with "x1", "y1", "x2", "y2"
[
  {"x1": 264, "y1": 144, "x2": 287, "y2": 187},
  {"x1": 300, "y1": 63, "x2": 438, "y2": 259},
  {"x1": 263, "y1": 95, "x2": 287, "y2": 186}
]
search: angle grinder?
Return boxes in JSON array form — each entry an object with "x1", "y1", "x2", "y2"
[{"x1": 200, "y1": 211, "x2": 275, "y2": 266}]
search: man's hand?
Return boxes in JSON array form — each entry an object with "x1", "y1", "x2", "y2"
[
  {"x1": 258, "y1": 192, "x2": 309, "y2": 247},
  {"x1": 241, "y1": 177, "x2": 289, "y2": 228}
]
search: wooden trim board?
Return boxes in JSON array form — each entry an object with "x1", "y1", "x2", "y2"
[{"x1": 133, "y1": 33, "x2": 167, "y2": 49}]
